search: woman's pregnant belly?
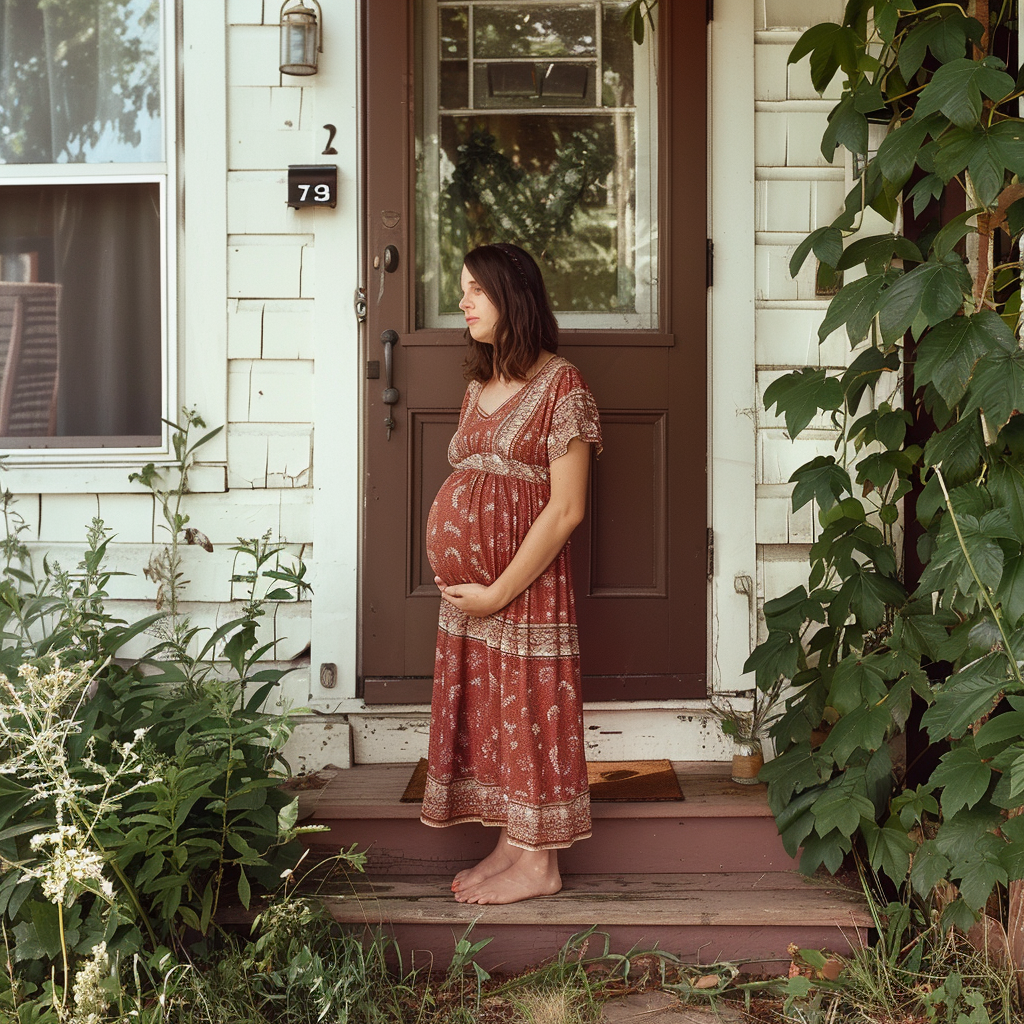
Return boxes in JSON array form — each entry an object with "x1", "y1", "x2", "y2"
[{"x1": 426, "y1": 469, "x2": 536, "y2": 587}]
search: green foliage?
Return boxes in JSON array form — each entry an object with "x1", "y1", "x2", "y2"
[
  {"x1": 777, "y1": 881, "x2": 1019, "y2": 1022},
  {"x1": 752, "y1": 0, "x2": 1024, "y2": 924},
  {"x1": 0, "y1": 416, "x2": 319, "y2": 1020}
]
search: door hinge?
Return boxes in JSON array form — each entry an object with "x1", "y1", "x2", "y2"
[
  {"x1": 706, "y1": 239, "x2": 714, "y2": 289},
  {"x1": 706, "y1": 528, "x2": 715, "y2": 579},
  {"x1": 706, "y1": 0, "x2": 714, "y2": 22}
]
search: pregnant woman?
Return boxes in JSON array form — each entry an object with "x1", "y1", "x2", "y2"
[{"x1": 422, "y1": 242, "x2": 602, "y2": 905}]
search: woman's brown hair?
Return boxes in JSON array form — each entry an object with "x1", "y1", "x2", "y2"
[{"x1": 461, "y1": 243, "x2": 559, "y2": 383}]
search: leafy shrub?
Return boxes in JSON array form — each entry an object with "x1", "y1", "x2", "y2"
[
  {"x1": 750, "y1": 0, "x2": 1024, "y2": 931},
  {"x1": 0, "y1": 413, "x2": 318, "y2": 1019}
]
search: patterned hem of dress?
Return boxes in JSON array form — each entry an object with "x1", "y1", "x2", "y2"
[
  {"x1": 421, "y1": 775, "x2": 592, "y2": 851},
  {"x1": 418, "y1": 813, "x2": 592, "y2": 852},
  {"x1": 438, "y1": 602, "x2": 580, "y2": 658}
]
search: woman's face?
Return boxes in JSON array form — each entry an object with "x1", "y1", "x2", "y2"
[{"x1": 459, "y1": 263, "x2": 500, "y2": 346}]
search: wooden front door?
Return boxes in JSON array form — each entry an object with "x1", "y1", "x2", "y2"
[{"x1": 361, "y1": 0, "x2": 707, "y2": 703}]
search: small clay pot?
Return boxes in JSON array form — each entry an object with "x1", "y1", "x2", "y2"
[{"x1": 731, "y1": 736, "x2": 764, "y2": 785}]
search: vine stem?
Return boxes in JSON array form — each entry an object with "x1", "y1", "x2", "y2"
[
  {"x1": 57, "y1": 902, "x2": 68, "y2": 1006},
  {"x1": 934, "y1": 466, "x2": 1024, "y2": 688}
]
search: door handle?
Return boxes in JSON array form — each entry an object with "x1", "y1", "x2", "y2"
[{"x1": 381, "y1": 329, "x2": 400, "y2": 440}]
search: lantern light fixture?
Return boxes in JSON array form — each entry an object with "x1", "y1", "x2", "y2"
[{"x1": 279, "y1": 0, "x2": 322, "y2": 76}]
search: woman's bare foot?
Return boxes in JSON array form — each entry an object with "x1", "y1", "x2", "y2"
[
  {"x1": 454, "y1": 849, "x2": 561, "y2": 905},
  {"x1": 451, "y1": 830, "x2": 522, "y2": 892}
]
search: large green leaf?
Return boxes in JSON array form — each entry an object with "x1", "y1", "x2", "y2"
[
  {"x1": 835, "y1": 234, "x2": 922, "y2": 273},
  {"x1": 921, "y1": 655, "x2": 1007, "y2": 740},
  {"x1": 959, "y1": 849, "x2": 1008, "y2": 909},
  {"x1": 996, "y1": 554, "x2": 1024, "y2": 624},
  {"x1": 841, "y1": 346, "x2": 902, "y2": 411},
  {"x1": 914, "y1": 311, "x2": 1013, "y2": 407},
  {"x1": 811, "y1": 786, "x2": 876, "y2": 837},
  {"x1": 931, "y1": 207, "x2": 985, "y2": 260},
  {"x1": 965, "y1": 347, "x2": 1024, "y2": 431},
  {"x1": 914, "y1": 57, "x2": 1016, "y2": 129},
  {"x1": 760, "y1": 743, "x2": 824, "y2": 810},
  {"x1": 988, "y1": 461, "x2": 1024, "y2": 540},
  {"x1": 892, "y1": 601, "x2": 957, "y2": 660},
  {"x1": 934, "y1": 804, "x2": 1003, "y2": 862},
  {"x1": 974, "y1": 711, "x2": 1024, "y2": 755},
  {"x1": 830, "y1": 565, "x2": 907, "y2": 630},
  {"x1": 827, "y1": 655, "x2": 889, "y2": 716},
  {"x1": 908, "y1": 172, "x2": 944, "y2": 218},
  {"x1": 763, "y1": 368, "x2": 843, "y2": 437},
  {"x1": 874, "y1": 0, "x2": 917, "y2": 45},
  {"x1": 742, "y1": 629, "x2": 800, "y2": 689},
  {"x1": 877, "y1": 259, "x2": 971, "y2": 342},
  {"x1": 922, "y1": 412, "x2": 986, "y2": 487},
  {"x1": 790, "y1": 455, "x2": 852, "y2": 512},
  {"x1": 790, "y1": 225, "x2": 844, "y2": 277},
  {"x1": 910, "y1": 842, "x2": 952, "y2": 895},
  {"x1": 821, "y1": 93, "x2": 869, "y2": 160},
  {"x1": 818, "y1": 273, "x2": 891, "y2": 344},
  {"x1": 876, "y1": 113, "x2": 948, "y2": 189},
  {"x1": 800, "y1": 827, "x2": 852, "y2": 875},
  {"x1": 819, "y1": 702, "x2": 892, "y2": 768},
  {"x1": 934, "y1": 123, "x2": 1024, "y2": 207},
  {"x1": 898, "y1": 10, "x2": 982, "y2": 81},
  {"x1": 931, "y1": 744, "x2": 993, "y2": 815},
  {"x1": 863, "y1": 818, "x2": 918, "y2": 881},
  {"x1": 788, "y1": 22, "x2": 861, "y2": 93}
]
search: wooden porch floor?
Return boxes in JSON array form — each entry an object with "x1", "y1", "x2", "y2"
[{"x1": 296, "y1": 761, "x2": 873, "y2": 972}]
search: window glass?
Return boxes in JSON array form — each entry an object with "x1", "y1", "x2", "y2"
[
  {"x1": 0, "y1": 182, "x2": 162, "y2": 444},
  {"x1": 416, "y1": 0, "x2": 657, "y2": 330},
  {"x1": 0, "y1": 0, "x2": 163, "y2": 164}
]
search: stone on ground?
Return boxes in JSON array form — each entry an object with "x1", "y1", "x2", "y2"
[{"x1": 601, "y1": 990, "x2": 744, "y2": 1023}]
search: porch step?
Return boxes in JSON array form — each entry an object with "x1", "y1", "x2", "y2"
[
  {"x1": 323, "y1": 872, "x2": 872, "y2": 973},
  {"x1": 300, "y1": 761, "x2": 800, "y2": 875},
  {"x1": 299, "y1": 762, "x2": 873, "y2": 972}
]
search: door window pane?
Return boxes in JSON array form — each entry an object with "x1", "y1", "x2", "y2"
[
  {"x1": 473, "y1": 6, "x2": 597, "y2": 58},
  {"x1": 417, "y1": 1, "x2": 657, "y2": 329},
  {"x1": 0, "y1": 182, "x2": 162, "y2": 444},
  {"x1": 0, "y1": 0, "x2": 163, "y2": 164}
]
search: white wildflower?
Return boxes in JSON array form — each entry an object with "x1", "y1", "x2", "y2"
[
  {"x1": 71, "y1": 942, "x2": 112, "y2": 1024},
  {"x1": 23, "y1": 827, "x2": 115, "y2": 904}
]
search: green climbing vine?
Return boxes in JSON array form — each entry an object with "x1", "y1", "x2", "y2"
[{"x1": 749, "y1": 0, "x2": 1024, "y2": 930}]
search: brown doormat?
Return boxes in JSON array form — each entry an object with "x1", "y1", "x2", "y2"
[{"x1": 400, "y1": 758, "x2": 683, "y2": 803}]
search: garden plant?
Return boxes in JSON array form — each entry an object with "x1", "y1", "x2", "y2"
[
  {"x1": 747, "y1": 0, "x2": 1024, "y2": 966},
  {"x1": 0, "y1": 411, "x2": 323, "y2": 1022}
]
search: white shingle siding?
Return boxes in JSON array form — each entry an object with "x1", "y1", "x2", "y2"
[{"x1": 752, "y1": 9, "x2": 849, "y2": 558}]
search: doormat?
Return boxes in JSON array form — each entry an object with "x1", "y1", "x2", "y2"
[{"x1": 400, "y1": 758, "x2": 684, "y2": 803}]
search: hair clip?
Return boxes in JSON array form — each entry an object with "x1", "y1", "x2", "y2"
[{"x1": 497, "y1": 245, "x2": 530, "y2": 286}]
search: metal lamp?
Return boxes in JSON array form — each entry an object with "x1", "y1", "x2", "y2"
[{"x1": 279, "y1": 0, "x2": 322, "y2": 76}]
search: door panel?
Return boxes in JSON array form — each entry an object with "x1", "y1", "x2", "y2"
[{"x1": 362, "y1": 0, "x2": 707, "y2": 703}]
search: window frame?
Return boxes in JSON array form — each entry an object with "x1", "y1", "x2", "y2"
[{"x1": 0, "y1": 1, "x2": 228, "y2": 493}]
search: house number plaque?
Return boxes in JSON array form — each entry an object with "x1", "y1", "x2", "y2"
[{"x1": 287, "y1": 165, "x2": 338, "y2": 208}]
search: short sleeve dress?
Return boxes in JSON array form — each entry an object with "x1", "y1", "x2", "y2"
[{"x1": 421, "y1": 356, "x2": 602, "y2": 851}]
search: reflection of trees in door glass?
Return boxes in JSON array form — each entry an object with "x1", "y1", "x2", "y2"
[
  {"x1": 438, "y1": 116, "x2": 636, "y2": 315},
  {"x1": 474, "y1": 6, "x2": 597, "y2": 58},
  {"x1": 0, "y1": 0, "x2": 162, "y2": 164}
]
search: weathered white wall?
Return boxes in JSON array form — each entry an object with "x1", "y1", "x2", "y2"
[{"x1": 752, "y1": 0, "x2": 848, "y2": 631}]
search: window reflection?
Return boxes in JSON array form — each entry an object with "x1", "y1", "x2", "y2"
[
  {"x1": 0, "y1": 0, "x2": 162, "y2": 164},
  {"x1": 418, "y1": 1, "x2": 656, "y2": 329}
]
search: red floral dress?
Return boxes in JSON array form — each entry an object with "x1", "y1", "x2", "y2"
[{"x1": 421, "y1": 356, "x2": 602, "y2": 850}]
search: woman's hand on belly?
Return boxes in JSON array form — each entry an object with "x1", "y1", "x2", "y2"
[{"x1": 435, "y1": 575, "x2": 508, "y2": 617}]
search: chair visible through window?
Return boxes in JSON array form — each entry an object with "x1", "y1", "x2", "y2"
[{"x1": 0, "y1": 282, "x2": 61, "y2": 438}]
